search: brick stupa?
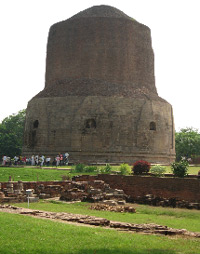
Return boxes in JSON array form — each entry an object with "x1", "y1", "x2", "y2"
[{"x1": 23, "y1": 5, "x2": 175, "y2": 163}]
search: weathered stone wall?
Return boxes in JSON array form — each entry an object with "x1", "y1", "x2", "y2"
[
  {"x1": 23, "y1": 96, "x2": 175, "y2": 164},
  {"x1": 73, "y1": 175, "x2": 200, "y2": 202},
  {"x1": 45, "y1": 16, "x2": 155, "y2": 93},
  {"x1": 23, "y1": 5, "x2": 175, "y2": 163}
]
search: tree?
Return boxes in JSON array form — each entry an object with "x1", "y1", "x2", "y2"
[
  {"x1": 0, "y1": 109, "x2": 26, "y2": 158},
  {"x1": 175, "y1": 127, "x2": 200, "y2": 161}
]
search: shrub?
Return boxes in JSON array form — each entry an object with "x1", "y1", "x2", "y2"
[
  {"x1": 150, "y1": 165, "x2": 166, "y2": 177},
  {"x1": 74, "y1": 163, "x2": 85, "y2": 172},
  {"x1": 84, "y1": 165, "x2": 97, "y2": 172},
  {"x1": 119, "y1": 163, "x2": 131, "y2": 175},
  {"x1": 132, "y1": 160, "x2": 151, "y2": 175},
  {"x1": 171, "y1": 159, "x2": 189, "y2": 177},
  {"x1": 100, "y1": 163, "x2": 112, "y2": 174}
]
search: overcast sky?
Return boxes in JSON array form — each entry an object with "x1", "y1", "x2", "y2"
[{"x1": 0, "y1": 0, "x2": 200, "y2": 131}]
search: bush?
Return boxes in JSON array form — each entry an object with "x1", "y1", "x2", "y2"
[
  {"x1": 84, "y1": 165, "x2": 97, "y2": 172},
  {"x1": 171, "y1": 159, "x2": 189, "y2": 177},
  {"x1": 150, "y1": 165, "x2": 166, "y2": 177},
  {"x1": 74, "y1": 163, "x2": 85, "y2": 172},
  {"x1": 100, "y1": 164, "x2": 112, "y2": 174},
  {"x1": 132, "y1": 160, "x2": 151, "y2": 175},
  {"x1": 119, "y1": 163, "x2": 131, "y2": 175}
]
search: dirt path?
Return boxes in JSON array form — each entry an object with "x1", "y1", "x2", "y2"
[{"x1": 0, "y1": 204, "x2": 200, "y2": 238}]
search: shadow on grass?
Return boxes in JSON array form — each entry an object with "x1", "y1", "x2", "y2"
[
  {"x1": 31, "y1": 248, "x2": 177, "y2": 254},
  {"x1": 76, "y1": 249, "x2": 176, "y2": 254}
]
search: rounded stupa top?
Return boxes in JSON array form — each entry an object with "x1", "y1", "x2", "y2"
[
  {"x1": 69, "y1": 5, "x2": 133, "y2": 20},
  {"x1": 36, "y1": 5, "x2": 159, "y2": 99}
]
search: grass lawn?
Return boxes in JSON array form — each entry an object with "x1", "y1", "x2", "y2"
[
  {"x1": 0, "y1": 165, "x2": 199, "y2": 182},
  {"x1": 0, "y1": 210, "x2": 200, "y2": 254},
  {"x1": 15, "y1": 200, "x2": 200, "y2": 233},
  {"x1": 164, "y1": 165, "x2": 200, "y2": 175},
  {"x1": 0, "y1": 167, "x2": 97, "y2": 182}
]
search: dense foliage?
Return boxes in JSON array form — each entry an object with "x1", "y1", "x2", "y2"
[
  {"x1": 150, "y1": 165, "x2": 166, "y2": 177},
  {"x1": 171, "y1": 158, "x2": 189, "y2": 177},
  {"x1": 74, "y1": 163, "x2": 85, "y2": 172},
  {"x1": 119, "y1": 163, "x2": 131, "y2": 175},
  {"x1": 132, "y1": 160, "x2": 151, "y2": 175},
  {"x1": 0, "y1": 109, "x2": 26, "y2": 158},
  {"x1": 175, "y1": 127, "x2": 200, "y2": 161}
]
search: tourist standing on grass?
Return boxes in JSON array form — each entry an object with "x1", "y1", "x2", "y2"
[
  {"x1": 46, "y1": 156, "x2": 51, "y2": 166},
  {"x1": 31, "y1": 155, "x2": 35, "y2": 166},
  {"x1": 2, "y1": 155, "x2": 7, "y2": 165},
  {"x1": 56, "y1": 155, "x2": 60, "y2": 167},
  {"x1": 40, "y1": 155, "x2": 45, "y2": 166},
  {"x1": 59, "y1": 154, "x2": 63, "y2": 165},
  {"x1": 14, "y1": 156, "x2": 18, "y2": 165},
  {"x1": 64, "y1": 152, "x2": 69, "y2": 165},
  {"x1": 35, "y1": 155, "x2": 39, "y2": 166}
]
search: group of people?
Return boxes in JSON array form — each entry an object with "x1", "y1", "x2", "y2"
[{"x1": 1, "y1": 153, "x2": 69, "y2": 167}]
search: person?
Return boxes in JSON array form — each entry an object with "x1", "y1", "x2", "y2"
[
  {"x1": 31, "y1": 155, "x2": 35, "y2": 166},
  {"x1": 40, "y1": 155, "x2": 45, "y2": 167},
  {"x1": 56, "y1": 155, "x2": 60, "y2": 167},
  {"x1": 14, "y1": 156, "x2": 19, "y2": 165},
  {"x1": 64, "y1": 152, "x2": 69, "y2": 165},
  {"x1": 22, "y1": 156, "x2": 26, "y2": 165},
  {"x1": 6, "y1": 157, "x2": 11, "y2": 165},
  {"x1": 46, "y1": 156, "x2": 51, "y2": 166},
  {"x1": 59, "y1": 153, "x2": 63, "y2": 166},
  {"x1": 35, "y1": 155, "x2": 39, "y2": 166},
  {"x1": 2, "y1": 155, "x2": 7, "y2": 165}
]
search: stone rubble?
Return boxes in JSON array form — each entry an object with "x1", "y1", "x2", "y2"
[
  {"x1": 130, "y1": 194, "x2": 200, "y2": 210},
  {"x1": 59, "y1": 180, "x2": 128, "y2": 204},
  {"x1": 0, "y1": 179, "x2": 39, "y2": 203},
  {"x1": 90, "y1": 203, "x2": 136, "y2": 213}
]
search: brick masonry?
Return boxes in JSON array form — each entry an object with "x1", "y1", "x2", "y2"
[
  {"x1": 73, "y1": 175, "x2": 200, "y2": 203},
  {"x1": 1, "y1": 175, "x2": 199, "y2": 203},
  {"x1": 23, "y1": 5, "x2": 175, "y2": 164}
]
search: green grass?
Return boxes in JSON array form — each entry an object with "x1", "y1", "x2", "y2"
[
  {"x1": 0, "y1": 165, "x2": 199, "y2": 182},
  {"x1": 0, "y1": 167, "x2": 98, "y2": 182},
  {"x1": 164, "y1": 165, "x2": 200, "y2": 175},
  {"x1": 15, "y1": 200, "x2": 200, "y2": 233},
  {"x1": 0, "y1": 212, "x2": 200, "y2": 254}
]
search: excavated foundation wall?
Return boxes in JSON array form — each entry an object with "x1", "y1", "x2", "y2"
[
  {"x1": 1, "y1": 175, "x2": 199, "y2": 202},
  {"x1": 73, "y1": 175, "x2": 200, "y2": 202}
]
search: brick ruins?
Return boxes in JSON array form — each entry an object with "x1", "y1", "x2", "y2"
[
  {"x1": 23, "y1": 5, "x2": 175, "y2": 164},
  {"x1": 0, "y1": 175, "x2": 199, "y2": 210}
]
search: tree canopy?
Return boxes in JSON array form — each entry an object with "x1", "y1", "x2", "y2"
[
  {"x1": 0, "y1": 109, "x2": 26, "y2": 158},
  {"x1": 175, "y1": 127, "x2": 200, "y2": 161}
]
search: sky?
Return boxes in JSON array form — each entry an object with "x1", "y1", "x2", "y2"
[{"x1": 0, "y1": 0, "x2": 200, "y2": 131}]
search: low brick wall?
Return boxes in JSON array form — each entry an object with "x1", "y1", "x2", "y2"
[
  {"x1": 0, "y1": 181, "x2": 66, "y2": 190},
  {"x1": 73, "y1": 175, "x2": 200, "y2": 203},
  {"x1": 1, "y1": 175, "x2": 200, "y2": 203}
]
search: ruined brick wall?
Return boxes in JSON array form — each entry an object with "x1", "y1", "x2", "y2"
[
  {"x1": 1, "y1": 176, "x2": 199, "y2": 202},
  {"x1": 0, "y1": 181, "x2": 66, "y2": 190},
  {"x1": 73, "y1": 175, "x2": 200, "y2": 202}
]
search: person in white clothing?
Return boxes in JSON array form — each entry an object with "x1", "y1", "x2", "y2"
[
  {"x1": 31, "y1": 155, "x2": 35, "y2": 166},
  {"x1": 2, "y1": 155, "x2": 7, "y2": 165}
]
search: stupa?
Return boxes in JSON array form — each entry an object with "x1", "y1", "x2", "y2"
[{"x1": 23, "y1": 5, "x2": 175, "y2": 164}]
